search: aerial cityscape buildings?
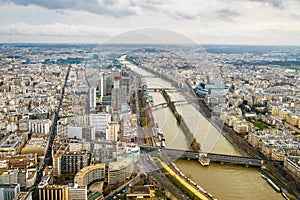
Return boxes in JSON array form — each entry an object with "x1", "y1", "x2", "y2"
[{"x1": 0, "y1": 43, "x2": 299, "y2": 200}]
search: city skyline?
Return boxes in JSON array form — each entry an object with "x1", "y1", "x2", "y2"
[{"x1": 0, "y1": 0, "x2": 300, "y2": 45}]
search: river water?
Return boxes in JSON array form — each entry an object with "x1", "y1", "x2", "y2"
[{"x1": 122, "y1": 60, "x2": 283, "y2": 200}]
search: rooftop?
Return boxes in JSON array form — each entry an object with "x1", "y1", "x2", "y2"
[{"x1": 75, "y1": 163, "x2": 105, "y2": 178}]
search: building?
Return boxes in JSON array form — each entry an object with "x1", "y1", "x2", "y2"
[
  {"x1": 74, "y1": 164, "x2": 105, "y2": 187},
  {"x1": 0, "y1": 184, "x2": 20, "y2": 200},
  {"x1": 126, "y1": 186, "x2": 155, "y2": 200},
  {"x1": 13, "y1": 191, "x2": 32, "y2": 200},
  {"x1": 67, "y1": 125, "x2": 95, "y2": 141},
  {"x1": 38, "y1": 184, "x2": 87, "y2": 200},
  {"x1": 286, "y1": 115, "x2": 299, "y2": 126},
  {"x1": 89, "y1": 87, "x2": 96, "y2": 110},
  {"x1": 108, "y1": 158, "x2": 134, "y2": 188},
  {"x1": 38, "y1": 185, "x2": 68, "y2": 200},
  {"x1": 57, "y1": 120, "x2": 68, "y2": 136},
  {"x1": 53, "y1": 154, "x2": 62, "y2": 177},
  {"x1": 52, "y1": 143, "x2": 88, "y2": 177},
  {"x1": 0, "y1": 133, "x2": 27, "y2": 158},
  {"x1": 70, "y1": 115, "x2": 90, "y2": 126},
  {"x1": 89, "y1": 113, "x2": 111, "y2": 134},
  {"x1": 0, "y1": 165, "x2": 36, "y2": 188},
  {"x1": 112, "y1": 76, "x2": 122, "y2": 115},
  {"x1": 284, "y1": 157, "x2": 300, "y2": 185},
  {"x1": 61, "y1": 151, "x2": 88, "y2": 175},
  {"x1": 99, "y1": 72, "x2": 104, "y2": 102},
  {"x1": 233, "y1": 120, "x2": 249, "y2": 133},
  {"x1": 68, "y1": 184, "x2": 87, "y2": 200},
  {"x1": 6, "y1": 154, "x2": 37, "y2": 169},
  {"x1": 91, "y1": 140, "x2": 117, "y2": 164},
  {"x1": 106, "y1": 121, "x2": 119, "y2": 141},
  {"x1": 21, "y1": 134, "x2": 48, "y2": 156},
  {"x1": 0, "y1": 169, "x2": 19, "y2": 185},
  {"x1": 28, "y1": 119, "x2": 51, "y2": 134},
  {"x1": 278, "y1": 108, "x2": 291, "y2": 120},
  {"x1": 117, "y1": 142, "x2": 140, "y2": 163}
]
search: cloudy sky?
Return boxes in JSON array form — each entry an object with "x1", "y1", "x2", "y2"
[{"x1": 0, "y1": 0, "x2": 299, "y2": 45}]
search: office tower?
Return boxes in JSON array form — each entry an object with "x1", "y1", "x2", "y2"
[
  {"x1": 112, "y1": 76, "x2": 122, "y2": 115},
  {"x1": 89, "y1": 87, "x2": 96, "y2": 110},
  {"x1": 99, "y1": 72, "x2": 104, "y2": 102}
]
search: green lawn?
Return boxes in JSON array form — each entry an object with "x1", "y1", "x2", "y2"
[
  {"x1": 88, "y1": 192, "x2": 102, "y2": 200},
  {"x1": 252, "y1": 121, "x2": 267, "y2": 129}
]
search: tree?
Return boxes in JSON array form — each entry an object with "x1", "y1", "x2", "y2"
[{"x1": 288, "y1": 195, "x2": 296, "y2": 200}]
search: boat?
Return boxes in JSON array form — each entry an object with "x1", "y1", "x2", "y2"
[
  {"x1": 266, "y1": 178, "x2": 280, "y2": 192},
  {"x1": 281, "y1": 192, "x2": 289, "y2": 200},
  {"x1": 261, "y1": 174, "x2": 267, "y2": 180},
  {"x1": 199, "y1": 157, "x2": 210, "y2": 166},
  {"x1": 262, "y1": 174, "x2": 280, "y2": 192},
  {"x1": 199, "y1": 153, "x2": 210, "y2": 166}
]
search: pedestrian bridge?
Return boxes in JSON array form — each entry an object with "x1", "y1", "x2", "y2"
[
  {"x1": 140, "y1": 146, "x2": 263, "y2": 167},
  {"x1": 151, "y1": 100, "x2": 190, "y2": 109}
]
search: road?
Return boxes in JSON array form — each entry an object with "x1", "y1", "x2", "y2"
[
  {"x1": 104, "y1": 172, "x2": 142, "y2": 200},
  {"x1": 33, "y1": 64, "x2": 72, "y2": 188},
  {"x1": 139, "y1": 151, "x2": 189, "y2": 200},
  {"x1": 131, "y1": 70, "x2": 145, "y2": 145}
]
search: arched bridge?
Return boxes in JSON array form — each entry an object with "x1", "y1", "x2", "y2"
[{"x1": 151, "y1": 100, "x2": 190, "y2": 109}]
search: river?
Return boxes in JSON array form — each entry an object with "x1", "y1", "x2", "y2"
[{"x1": 122, "y1": 59, "x2": 283, "y2": 200}]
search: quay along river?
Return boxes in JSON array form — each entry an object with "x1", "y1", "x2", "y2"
[{"x1": 121, "y1": 59, "x2": 283, "y2": 200}]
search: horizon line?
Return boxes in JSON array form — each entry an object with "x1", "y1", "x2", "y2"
[{"x1": 0, "y1": 42, "x2": 300, "y2": 47}]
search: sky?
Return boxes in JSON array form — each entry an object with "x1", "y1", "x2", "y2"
[{"x1": 0, "y1": 0, "x2": 300, "y2": 45}]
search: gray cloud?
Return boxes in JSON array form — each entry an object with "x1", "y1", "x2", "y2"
[
  {"x1": 0, "y1": 22, "x2": 111, "y2": 38},
  {"x1": 174, "y1": 11, "x2": 197, "y2": 20},
  {"x1": 0, "y1": 0, "x2": 136, "y2": 17},
  {"x1": 130, "y1": 0, "x2": 165, "y2": 11},
  {"x1": 248, "y1": 0, "x2": 284, "y2": 9},
  {"x1": 215, "y1": 9, "x2": 240, "y2": 22}
]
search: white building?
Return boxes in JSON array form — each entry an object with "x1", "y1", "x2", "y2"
[
  {"x1": 89, "y1": 113, "x2": 111, "y2": 133},
  {"x1": 89, "y1": 87, "x2": 96, "y2": 110},
  {"x1": 28, "y1": 120, "x2": 51, "y2": 134}
]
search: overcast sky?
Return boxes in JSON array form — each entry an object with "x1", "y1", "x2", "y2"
[{"x1": 0, "y1": 0, "x2": 299, "y2": 45}]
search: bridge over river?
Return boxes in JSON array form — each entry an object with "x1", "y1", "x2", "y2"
[
  {"x1": 150, "y1": 99, "x2": 190, "y2": 109},
  {"x1": 146, "y1": 87, "x2": 179, "y2": 92},
  {"x1": 141, "y1": 146, "x2": 263, "y2": 167}
]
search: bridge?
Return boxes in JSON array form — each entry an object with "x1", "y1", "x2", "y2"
[
  {"x1": 151, "y1": 100, "x2": 190, "y2": 109},
  {"x1": 140, "y1": 146, "x2": 263, "y2": 167},
  {"x1": 162, "y1": 148, "x2": 263, "y2": 167},
  {"x1": 146, "y1": 87, "x2": 179, "y2": 92}
]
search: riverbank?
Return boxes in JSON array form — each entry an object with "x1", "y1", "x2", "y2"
[
  {"x1": 155, "y1": 158, "x2": 212, "y2": 200},
  {"x1": 190, "y1": 91, "x2": 300, "y2": 199},
  {"x1": 122, "y1": 57, "x2": 288, "y2": 200}
]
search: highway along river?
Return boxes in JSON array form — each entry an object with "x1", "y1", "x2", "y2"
[{"x1": 122, "y1": 60, "x2": 283, "y2": 200}]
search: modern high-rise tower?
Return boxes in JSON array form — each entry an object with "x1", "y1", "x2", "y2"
[{"x1": 89, "y1": 87, "x2": 96, "y2": 110}]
